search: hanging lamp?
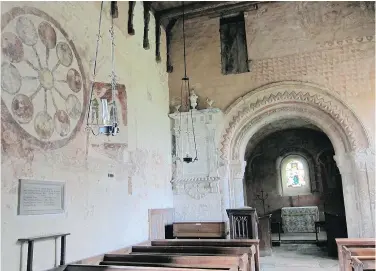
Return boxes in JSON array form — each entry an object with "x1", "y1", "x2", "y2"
[
  {"x1": 86, "y1": 1, "x2": 119, "y2": 136},
  {"x1": 178, "y1": 1, "x2": 198, "y2": 163}
]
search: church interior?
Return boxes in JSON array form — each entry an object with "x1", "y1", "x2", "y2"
[{"x1": 1, "y1": 1, "x2": 375, "y2": 271}]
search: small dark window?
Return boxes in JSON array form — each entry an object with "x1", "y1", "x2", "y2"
[{"x1": 220, "y1": 14, "x2": 249, "y2": 75}]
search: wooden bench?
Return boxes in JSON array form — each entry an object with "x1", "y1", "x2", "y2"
[
  {"x1": 150, "y1": 239, "x2": 260, "y2": 271},
  {"x1": 131, "y1": 245, "x2": 256, "y2": 271},
  {"x1": 100, "y1": 254, "x2": 247, "y2": 271},
  {"x1": 342, "y1": 247, "x2": 376, "y2": 271},
  {"x1": 65, "y1": 265, "x2": 236, "y2": 271},
  {"x1": 351, "y1": 256, "x2": 376, "y2": 271},
  {"x1": 336, "y1": 238, "x2": 375, "y2": 271}
]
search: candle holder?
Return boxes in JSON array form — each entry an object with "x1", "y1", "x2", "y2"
[{"x1": 256, "y1": 189, "x2": 269, "y2": 215}]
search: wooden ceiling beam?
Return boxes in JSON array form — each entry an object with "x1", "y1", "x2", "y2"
[{"x1": 156, "y1": 1, "x2": 261, "y2": 20}]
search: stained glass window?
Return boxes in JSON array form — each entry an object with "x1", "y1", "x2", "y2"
[
  {"x1": 285, "y1": 160, "x2": 306, "y2": 188},
  {"x1": 279, "y1": 155, "x2": 311, "y2": 196}
]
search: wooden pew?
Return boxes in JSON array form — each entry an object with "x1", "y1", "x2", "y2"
[
  {"x1": 100, "y1": 254, "x2": 247, "y2": 271},
  {"x1": 131, "y1": 245, "x2": 256, "y2": 271},
  {"x1": 351, "y1": 256, "x2": 376, "y2": 271},
  {"x1": 65, "y1": 265, "x2": 236, "y2": 271},
  {"x1": 342, "y1": 247, "x2": 376, "y2": 271},
  {"x1": 336, "y1": 238, "x2": 375, "y2": 271},
  {"x1": 150, "y1": 239, "x2": 260, "y2": 271}
]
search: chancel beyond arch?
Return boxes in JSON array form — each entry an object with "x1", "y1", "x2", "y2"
[{"x1": 219, "y1": 81, "x2": 374, "y2": 238}]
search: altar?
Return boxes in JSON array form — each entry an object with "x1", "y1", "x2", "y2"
[{"x1": 281, "y1": 206, "x2": 319, "y2": 233}]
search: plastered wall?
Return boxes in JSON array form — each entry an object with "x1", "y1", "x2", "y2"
[
  {"x1": 169, "y1": 2, "x2": 375, "y2": 144},
  {"x1": 1, "y1": 2, "x2": 173, "y2": 271}
]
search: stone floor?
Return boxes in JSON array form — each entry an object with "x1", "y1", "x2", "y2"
[{"x1": 260, "y1": 244, "x2": 339, "y2": 271}]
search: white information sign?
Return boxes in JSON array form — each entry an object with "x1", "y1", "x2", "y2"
[{"x1": 18, "y1": 179, "x2": 65, "y2": 215}]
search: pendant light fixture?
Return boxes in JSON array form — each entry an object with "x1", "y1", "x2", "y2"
[
  {"x1": 86, "y1": 1, "x2": 119, "y2": 136},
  {"x1": 178, "y1": 1, "x2": 198, "y2": 163}
]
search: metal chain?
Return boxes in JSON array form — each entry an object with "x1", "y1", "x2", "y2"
[
  {"x1": 86, "y1": 1, "x2": 104, "y2": 136},
  {"x1": 109, "y1": 8, "x2": 118, "y2": 125}
]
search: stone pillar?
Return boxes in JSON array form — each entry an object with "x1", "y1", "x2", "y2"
[
  {"x1": 351, "y1": 149, "x2": 375, "y2": 237},
  {"x1": 334, "y1": 149, "x2": 375, "y2": 238},
  {"x1": 228, "y1": 160, "x2": 247, "y2": 208}
]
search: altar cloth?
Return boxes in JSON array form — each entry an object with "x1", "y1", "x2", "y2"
[{"x1": 281, "y1": 206, "x2": 319, "y2": 233}]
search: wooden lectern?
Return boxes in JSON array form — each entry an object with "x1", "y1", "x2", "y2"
[
  {"x1": 227, "y1": 207, "x2": 272, "y2": 256},
  {"x1": 226, "y1": 207, "x2": 259, "y2": 239}
]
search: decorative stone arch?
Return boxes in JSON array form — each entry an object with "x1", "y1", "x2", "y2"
[{"x1": 219, "y1": 81, "x2": 374, "y2": 238}]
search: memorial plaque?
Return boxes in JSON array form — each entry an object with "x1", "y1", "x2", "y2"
[{"x1": 18, "y1": 179, "x2": 65, "y2": 215}]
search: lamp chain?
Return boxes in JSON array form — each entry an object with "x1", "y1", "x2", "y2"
[
  {"x1": 86, "y1": 1, "x2": 104, "y2": 136},
  {"x1": 110, "y1": 5, "x2": 118, "y2": 125}
]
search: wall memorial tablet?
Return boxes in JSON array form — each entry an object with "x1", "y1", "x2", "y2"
[{"x1": 18, "y1": 179, "x2": 65, "y2": 215}]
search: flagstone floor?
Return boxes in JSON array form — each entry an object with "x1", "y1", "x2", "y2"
[{"x1": 260, "y1": 244, "x2": 339, "y2": 271}]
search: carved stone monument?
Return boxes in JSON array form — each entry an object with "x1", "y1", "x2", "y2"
[{"x1": 169, "y1": 107, "x2": 224, "y2": 222}]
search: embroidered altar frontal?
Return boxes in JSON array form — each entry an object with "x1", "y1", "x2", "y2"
[{"x1": 281, "y1": 206, "x2": 319, "y2": 233}]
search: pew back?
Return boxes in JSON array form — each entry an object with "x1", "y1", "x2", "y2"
[
  {"x1": 102, "y1": 253, "x2": 247, "y2": 271},
  {"x1": 65, "y1": 265, "x2": 235, "y2": 271},
  {"x1": 336, "y1": 238, "x2": 375, "y2": 271},
  {"x1": 351, "y1": 256, "x2": 376, "y2": 271},
  {"x1": 150, "y1": 239, "x2": 259, "y2": 271},
  {"x1": 342, "y1": 247, "x2": 376, "y2": 271}
]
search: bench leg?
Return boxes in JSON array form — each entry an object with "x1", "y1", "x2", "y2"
[
  {"x1": 60, "y1": 235, "x2": 66, "y2": 265},
  {"x1": 26, "y1": 241, "x2": 34, "y2": 271},
  {"x1": 254, "y1": 244, "x2": 260, "y2": 271}
]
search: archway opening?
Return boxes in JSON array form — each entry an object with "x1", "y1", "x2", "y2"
[
  {"x1": 243, "y1": 118, "x2": 348, "y2": 256},
  {"x1": 220, "y1": 82, "x2": 373, "y2": 241}
]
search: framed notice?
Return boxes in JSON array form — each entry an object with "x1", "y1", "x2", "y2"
[{"x1": 18, "y1": 179, "x2": 65, "y2": 215}]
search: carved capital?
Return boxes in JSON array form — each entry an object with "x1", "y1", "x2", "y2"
[
  {"x1": 229, "y1": 160, "x2": 247, "y2": 179},
  {"x1": 350, "y1": 148, "x2": 375, "y2": 172}
]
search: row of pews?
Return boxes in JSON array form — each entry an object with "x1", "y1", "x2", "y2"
[
  {"x1": 336, "y1": 238, "x2": 376, "y2": 271},
  {"x1": 64, "y1": 239, "x2": 260, "y2": 271}
]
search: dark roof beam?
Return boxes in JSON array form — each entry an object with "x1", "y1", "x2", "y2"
[{"x1": 156, "y1": 1, "x2": 261, "y2": 20}]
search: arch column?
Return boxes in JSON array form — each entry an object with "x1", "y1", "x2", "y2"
[
  {"x1": 335, "y1": 149, "x2": 375, "y2": 237},
  {"x1": 228, "y1": 160, "x2": 247, "y2": 208}
]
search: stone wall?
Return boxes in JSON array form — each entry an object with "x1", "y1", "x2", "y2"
[
  {"x1": 1, "y1": 2, "x2": 173, "y2": 271},
  {"x1": 245, "y1": 128, "x2": 345, "y2": 217},
  {"x1": 169, "y1": 1, "x2": 375, "y2": 144}
]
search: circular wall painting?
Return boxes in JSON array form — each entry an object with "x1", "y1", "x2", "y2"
[{"x1": 1, "y1": 7, "x2": 87, "y2": 149}]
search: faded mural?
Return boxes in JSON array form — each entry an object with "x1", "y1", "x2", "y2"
[
  {"x1": 1, "y1": 4, "x2": 173, "y2": 270},
  {"x1": 1, "y1": 6, "x2": 87, "y2": 150}
]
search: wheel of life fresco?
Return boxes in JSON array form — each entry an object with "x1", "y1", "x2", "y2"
[{"x1": 1, "y1": 7, "x2": 87, "y2": 149}]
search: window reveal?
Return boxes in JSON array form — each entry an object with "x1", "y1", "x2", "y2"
[{"x1": 220, "y1": 14, "x2": 249, "y2": 75}]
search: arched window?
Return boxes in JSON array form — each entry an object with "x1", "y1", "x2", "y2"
[{"x1": 279, "y1": 155, "x2": 311, "y2": 196}]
